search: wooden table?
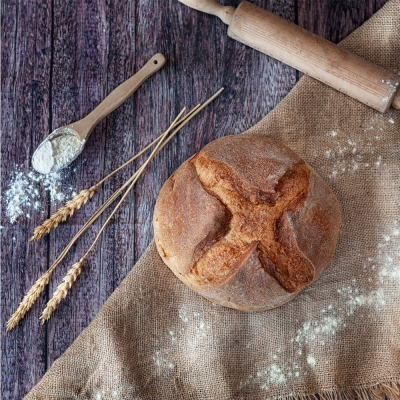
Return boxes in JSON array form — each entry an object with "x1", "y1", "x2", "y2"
[{"x1": 1, "y1": 0, "x2": 388, "y2": 398}]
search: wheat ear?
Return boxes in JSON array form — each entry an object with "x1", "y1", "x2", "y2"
[
  {"x1": 39, "y1": 258, "x2": 85, "y2": 324},
  {"x1": 29, "y1": 187, "x2": 97, "y2": 241},
  {"x1": 6, "y1": 272, "x2": 52, "y2": 332}
]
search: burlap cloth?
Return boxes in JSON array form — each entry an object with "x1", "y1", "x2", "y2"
[{"x1": 25, "y1": 1, "x2": 400, "y2": 399}]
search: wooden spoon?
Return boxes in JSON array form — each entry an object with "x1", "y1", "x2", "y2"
[{"x1": 32, "y1": 53, "x2": 166, "y2": 174}]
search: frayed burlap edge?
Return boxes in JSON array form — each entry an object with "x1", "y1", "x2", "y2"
[{"x1": 272, "y1": 381, "x2": 400, "y2": 400}]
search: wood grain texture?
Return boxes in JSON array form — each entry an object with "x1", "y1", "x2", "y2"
[
  {"x1": 0, "y1": 0, "x2": 388, "y2": 398},
  {"x1": 1, "y1": 0, "x2": 52, "y2": 395}
]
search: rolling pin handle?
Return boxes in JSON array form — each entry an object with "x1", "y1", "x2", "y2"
[{"x1": 178, "y1": 0, "x2": 235, "y2": 25}]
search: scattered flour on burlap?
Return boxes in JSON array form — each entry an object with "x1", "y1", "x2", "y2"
[
  {"x1": 3, "y1": 166, "x2": 76, "y2": 223},
  {"x1": 94, "y1": 390, "x2": 121, "y2": 400},
  {"x1": 158, "y1": 222, "x2": 400, "y2": 392},
  {"x1": 163, "y1": 221, "x2": 400, "y2": 391},
  {"x1": 157, "y1": 307, "x2": 213, "y2": 370},
  {"x1": 176, "y1": 307, "x2": 211, "y2": 340},
  {"x1": 153, "y1": 350, "x2": 175, "y2": 369},
  {"x1": 252, "y1": 221, "x2": 400, "y2": 391},
  {"x1": 324, "y1": 131, "x2": 384, "y2": 178},
  {"x1": 307, "y1": 355, "x2": 316, "y2": 368},
  {"x1": 321, "y1": 114, "x2": 397, "y2": 179},
  {"x1": 253, "y1": 358, "x2": 301, "y2": 392}
]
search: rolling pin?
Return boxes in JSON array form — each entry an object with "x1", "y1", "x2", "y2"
[{"x1": 178, "y1": 0, "x2": 400, "y2": 113}]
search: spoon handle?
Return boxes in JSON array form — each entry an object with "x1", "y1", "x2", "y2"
[{"x1": 70, "y1": 53, "x2": 166, "y2": 140}]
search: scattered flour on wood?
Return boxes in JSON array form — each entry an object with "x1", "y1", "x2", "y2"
[{"x1": 3, "y1": 166, "x2": 76, "y2": 223}]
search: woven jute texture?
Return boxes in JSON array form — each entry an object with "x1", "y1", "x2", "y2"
[{"x1": 25, "y1": 1, "x2": 400, "y2": 399}]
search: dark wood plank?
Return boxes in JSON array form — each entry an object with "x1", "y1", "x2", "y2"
[
  {"x1": 1, "y1": 1, "x2": 388, "y2": 398},
  {"x1": 46, "y1": 0, "x2": 111, "y2": 366},
  {"x1": 1, "y1": 0, "x2": 52, "y2": 398},
  {"x1": 297, "y1": 0, "x2": 389, "y2": 42},
  {"x1": 98, "y1": 0, "x2": 139, "y2": 290}
]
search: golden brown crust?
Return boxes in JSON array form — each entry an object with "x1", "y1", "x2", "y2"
[{"x1": 153, "y1": 134, "x2": 341, "y2": 311}]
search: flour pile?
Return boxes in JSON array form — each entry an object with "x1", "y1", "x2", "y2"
[{"x1": 32, "y1": 132, "x2": 84, "y2": 174}]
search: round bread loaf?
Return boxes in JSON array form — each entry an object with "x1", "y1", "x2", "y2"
[{"x1": 153, "y1": 133, "x2": 341, "y2": 311}]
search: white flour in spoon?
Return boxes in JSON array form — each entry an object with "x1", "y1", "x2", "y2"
[{"x1": 32, "y1": 134, "x2": 84, "y2": 174}]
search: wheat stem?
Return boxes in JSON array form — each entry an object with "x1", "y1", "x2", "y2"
[
  {"x1": 28, "y1": 115, "x2": 183, "y2": 242},
  {"x1": 95, "y1": 103, "x2": 201, "y2": 187},
  {"x1": 72, "y1": 90, "x2": 223, "y2": 269},
  {"x1": 37, "y1": 110, "x2": 185, "y2": 324},
  {"x1": 39, "y1": 105, "x2": 196, "y2": 275},
  {"x1": 43, "y1": 89, "x2": 224, "y2": 269},
  {"x1": 28, "y1": 97, "x2": 208, "y2": 241},
  {"x1": 84, "y1": 108, "x2": 186, "y2": 257}
]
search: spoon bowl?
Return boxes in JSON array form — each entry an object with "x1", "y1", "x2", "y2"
[{"x1": 32, "y1": 128, "x2": 84, "y2": 174}]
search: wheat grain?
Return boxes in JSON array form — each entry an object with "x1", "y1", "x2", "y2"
[
  {"x1": 39, "y1": 258, "x2": 85, "y2": 324},
  {"x1": 6, "y1": 271, "x2": 52, "y2": 332},
  {"x1": 29, "y1": 186, "x2": 96, "y2": 241}
]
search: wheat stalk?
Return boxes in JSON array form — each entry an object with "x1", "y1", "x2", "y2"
[
  {"x1": 38, "y1": 109, "x2": 188, "y2": 323},
  {"x1": 6, "y1": 271, "x2": 52, "y2": 332},
  {"x1": 32, "y1": 100, "x2": 208, "y2": 280},
  {"x1": 8, "y1": 109, "x2": 184, "y2": 329},
  {"x1": 39, "y1": 258, "x2": 85, "y2": 324},
  {"x1": 7, "y1": 88, "x2": 224, "y2": 331},
  {"x1": 29, "y1": 187, "x2": 97, "y2": 241}
]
